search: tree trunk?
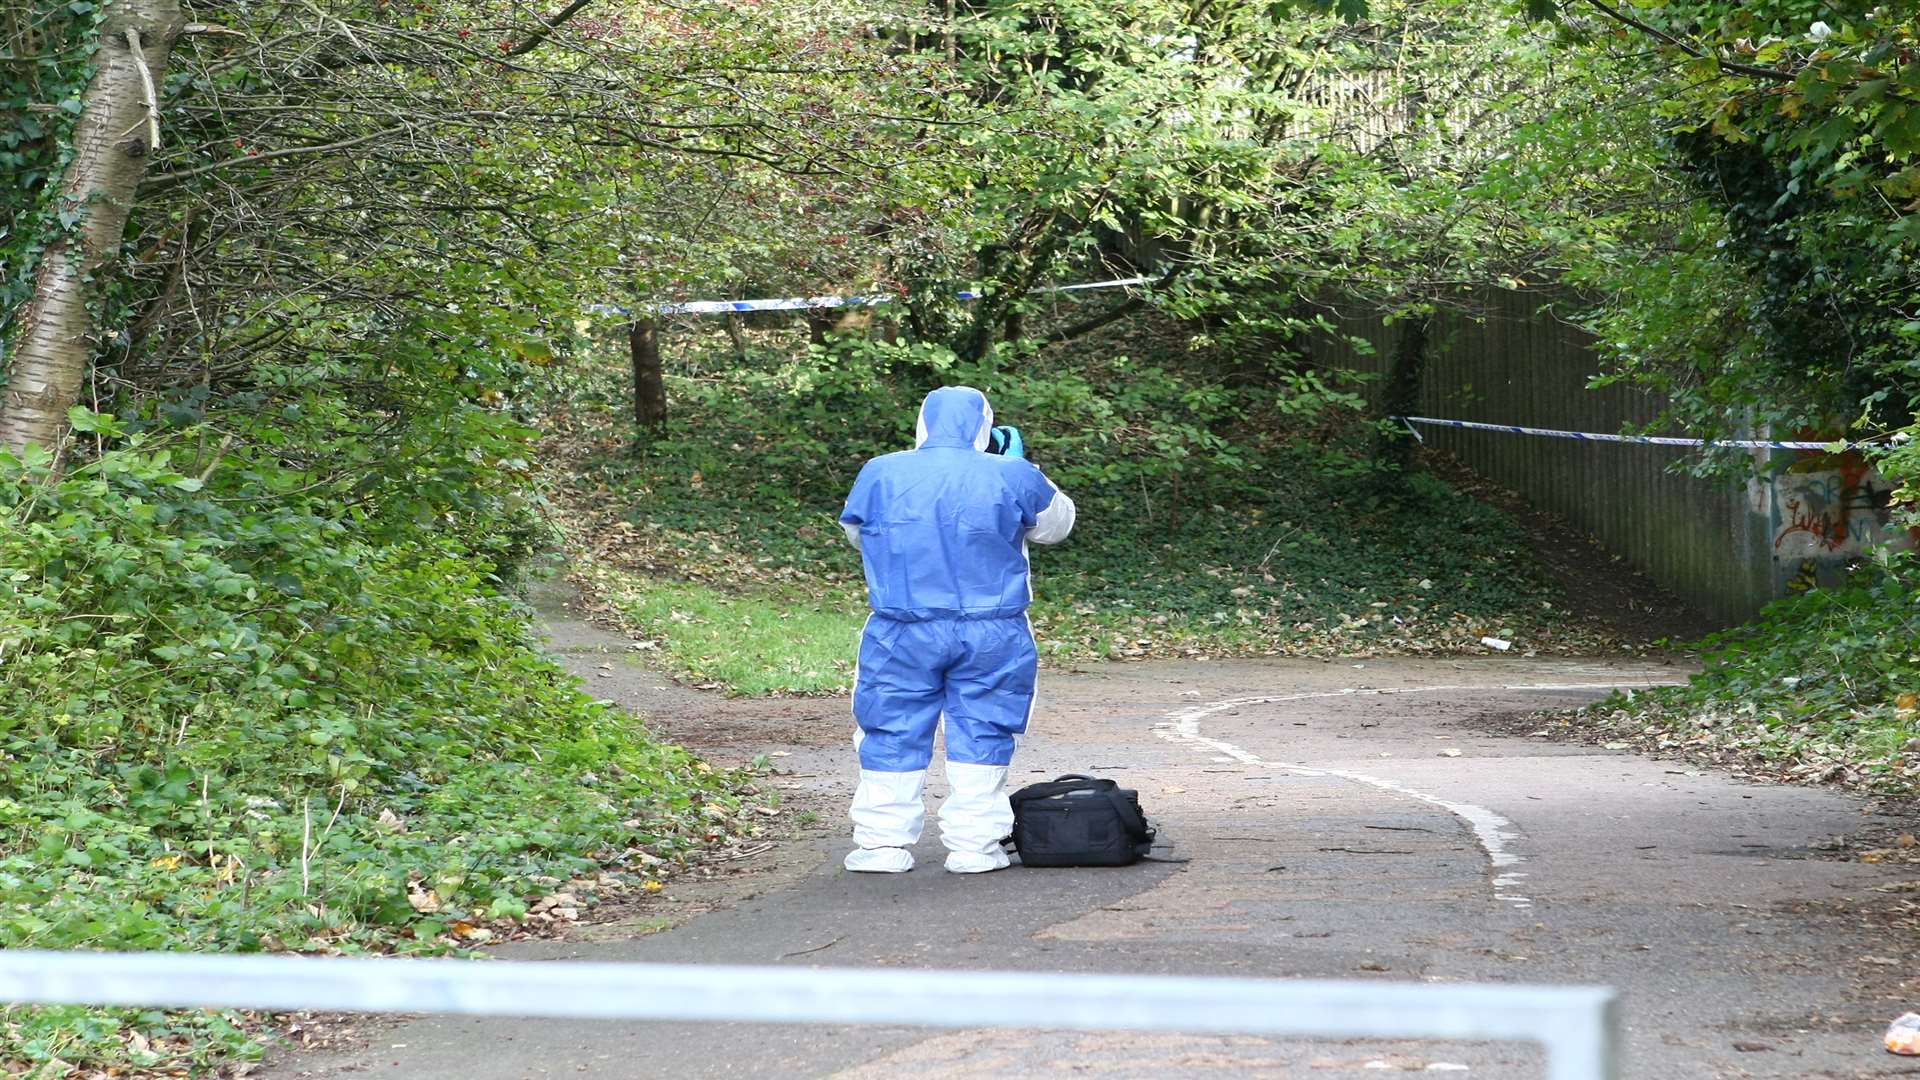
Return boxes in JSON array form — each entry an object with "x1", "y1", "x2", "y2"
[
  {"x1": 630, "y1": 317, "x2": 666, "y2": 434},
  {"x1": 804, "y1": 310, "x2": 831, "y2": 347},
  {"x1": 0, "y1": 0, "x2": 185, "y2": 456},
  {"x1": 805, "y1": 306, "x2": 871, "y2": 347},
  {"x1": 957, "y1": 279, "x2": 1009, "y2": 363},
  {"x1": 723, "y1": 313, "x2": 747, "y2": 361},
  {"x1": 957, "y1": 216, "x2": 1065, "y2": 363},
  {"x1": 1373, "y1": 314, "x2": 1431, "y2": 476}
]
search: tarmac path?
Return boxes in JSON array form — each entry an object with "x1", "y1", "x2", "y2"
[{"x1": 269, "y1": 594, "x2": 1919, "y2": 1080}]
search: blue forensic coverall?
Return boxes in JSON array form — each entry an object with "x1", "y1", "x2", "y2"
[{"x1": 838, "y1": 386, "x2": 1076, "y2": 873}]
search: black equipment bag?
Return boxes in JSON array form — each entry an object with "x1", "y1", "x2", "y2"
[{"x1": 1008, "y1": 773, "x2": 1155, "y2": 867}]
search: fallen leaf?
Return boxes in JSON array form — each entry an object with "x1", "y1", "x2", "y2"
[{"x1": 449, "y1": 920, "x2": 492, "y2": 941}]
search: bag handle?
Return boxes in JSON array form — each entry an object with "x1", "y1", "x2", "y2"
[
  {"x1": 1098, "y1": 788, "x2": 1153, "y2": 844},
  {"x1": 1010, "y1": 776, "x2": 1117, "y2": 805}
]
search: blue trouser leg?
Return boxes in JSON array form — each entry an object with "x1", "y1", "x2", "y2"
[
  {"x1": 848, "y1": 618, "x2": 948, "y2": 859},
  {"x1": 943, "y1": 616, "x2": 1039, "y2": 766},
  {"x1": 852, "y1": 617, "x2": 951, "y2": 773},
  {"x1": 939, "y1": 617, "x2": 1037, "y2": 866}
]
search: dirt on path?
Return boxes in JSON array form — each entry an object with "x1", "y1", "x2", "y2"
[{"x1": 266, "y1": 587, "x2": 1919, "y2": 1080}]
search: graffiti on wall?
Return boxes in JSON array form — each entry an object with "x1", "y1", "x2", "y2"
[{"x1": 1766, "y1": 451, "x2": 1904, "y2": 557}]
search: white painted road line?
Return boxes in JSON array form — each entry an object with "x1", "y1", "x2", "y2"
[{"x1": 1154, "y1": 683, "x2": 1672, "y2": 910}]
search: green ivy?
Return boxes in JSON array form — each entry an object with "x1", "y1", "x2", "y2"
[{"x1": 0, "y1": 1, "x2": 105, "y2": 371}]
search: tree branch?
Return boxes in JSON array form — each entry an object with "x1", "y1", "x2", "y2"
[
  {"x1": 147, "y1": 127, "x2": 403, "y2": 185},
  {"x1": 126, "y1": 29, "x2": 162, "y2": 150},
  {"x1": 1579, "y1": 0, "x2": 1794, "y2": 84},
  {"x1": 1044, "y1": 266, "x2": 1183, "y2": 344},
  {"x1": 1045, "y1": 294, "x2": 1146, "y2": 343},
  {"x1": 503, "y1": 0, "x2": 595, "y2": 57}
]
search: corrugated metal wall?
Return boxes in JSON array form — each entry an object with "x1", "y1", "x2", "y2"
[{"x1": 1313, "y1": 288, "x2": 1776, "y2": 625}]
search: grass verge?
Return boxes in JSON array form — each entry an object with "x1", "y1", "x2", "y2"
[{"x1": 575, "y1": 560, "x2": 864, "y2": 695}]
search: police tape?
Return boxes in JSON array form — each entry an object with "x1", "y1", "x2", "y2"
[
  {"x1": 0, "y1": 951, "x2": 1620, "y2": 1080},
  {"x1": 1395, "y1": 415, "x2": 1887, "y2": 452},
  {"x1": 587, "y1": 275, "x2": 1157, "y2": 318}
]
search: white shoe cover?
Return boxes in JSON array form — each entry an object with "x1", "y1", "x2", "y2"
[
  {"x1": 944, "y1": 848, "x2": 1011, "y2": 874},
  {"x1": 939, "y1": 761, "x2": 1013, "y2": 869},
  {"x1": 845, "y1": 846, "x2": 914, "y2": 873},
  {"x1": 851, "y1": 769, "x2": 927, "y2": 849}
]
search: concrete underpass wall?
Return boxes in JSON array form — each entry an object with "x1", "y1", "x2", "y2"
[{"x1": 1311, "y1": 288, "x2": 1779, "y2": 626}]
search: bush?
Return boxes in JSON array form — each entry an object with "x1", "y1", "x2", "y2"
[
  {"x1": 1604, "y1": 552, "x2": 1920, "y2": 792},
  {"x1": 0, "y1": 432, "x2": 743, "y2": 1073}
]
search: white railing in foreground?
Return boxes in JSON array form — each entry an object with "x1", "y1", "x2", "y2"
[{"x1": 0, "y1": 951, "x2": 1618, "y2": 1080}]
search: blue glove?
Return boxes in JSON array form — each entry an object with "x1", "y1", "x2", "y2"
[{"x1": 990, "y1": 425, "x2": 1025, "y2": 459}]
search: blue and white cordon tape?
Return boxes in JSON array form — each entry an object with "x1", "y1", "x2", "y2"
[
  {"x1": 1396, "y1": 415, "x2": 1892, "y2": 452},
  {"x1": 587, "y1": 281, "x2": 1890, "y2": 458},
  {"x1": 587, "y1": 276, "x2": 1156, "y2": 318}
]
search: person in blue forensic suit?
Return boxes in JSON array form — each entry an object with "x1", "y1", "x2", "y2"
[{"x1": 837, "y1": 386, "x2": 1076, "y2": 873}]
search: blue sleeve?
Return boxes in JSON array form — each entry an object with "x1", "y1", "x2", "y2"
[
  {"x1": 841, "y1": 461, "x2": 875, "y2": 526},
  {"x1": 1011, "y1": 461, "x2": 1056, "y2": 525}
]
